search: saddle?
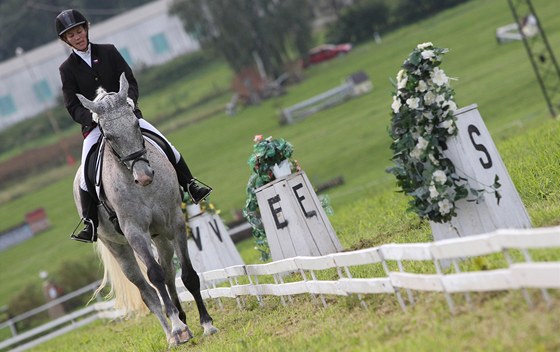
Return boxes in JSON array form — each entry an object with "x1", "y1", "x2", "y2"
[{"x1": 84, "y1": 129, "x2": 177, "y2": 234}]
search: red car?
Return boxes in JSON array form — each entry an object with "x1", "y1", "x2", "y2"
[{"x1": 303, "y1": 43, "x2": 352, "y2": 68}]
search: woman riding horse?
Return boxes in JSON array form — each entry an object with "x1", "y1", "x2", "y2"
[
  {"x1": 75, "y1": 74, "x2": 218, "y2": 346},
  {"x1": 56, "y1": 9, "x2": 211, "y2": 243}
]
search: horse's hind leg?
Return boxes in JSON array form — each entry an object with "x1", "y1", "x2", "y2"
[{"x1": 174, "y1": 231, "x2": 218, "y2": 336}]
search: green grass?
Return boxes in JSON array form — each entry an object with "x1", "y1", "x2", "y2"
[{"x1": 1, "y1": 0, "x2": 560, "y2": 350}]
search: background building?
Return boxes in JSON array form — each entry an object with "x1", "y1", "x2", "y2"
[{"x1": 0, "y1": 0, "x2": 199, "y2": 131}]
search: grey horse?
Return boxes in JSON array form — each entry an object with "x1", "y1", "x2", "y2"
[{"x1": 73, "y1": 73, "x2": 217, "y2": 346}]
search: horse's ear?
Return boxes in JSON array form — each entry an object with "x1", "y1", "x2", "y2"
[
  {"x1": 77, "y1": 93, "x2": 97, "y2": 112},
  {"x1": 118, "y1": 73, "x2": 129, "y2": 101}
]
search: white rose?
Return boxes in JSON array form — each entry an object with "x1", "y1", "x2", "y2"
[
  {"x1": 422, "y1": 111, "x2": 434, "y2": 120},
  {"x1": 431, "y1": 67, "x2": 449, "y2": 86},
  {"x1": 439, "y1": 119, "x2": 455, "y2": 134},
  {"x1": 391, "y1": 96, "x2": 402, "y2": 113},
  {"x1": 417, "y1": 42, "x2": 433, "y2": 50},
  {"x1": 433, "y1": 170, "x2": 447, "y2": 184},
  {"x1": 445, "y1": 100, "x2": 458, "y2": 112},
  {"x1": 397, "y1": 70, "x2": 408, "y2": 89},
  {"x1": 429, "y1": 184, "x2": 439, "y2": 199},
  {"x1": 397, "y1": 69, "x2": 406, "y2": 81},
  {"x1": 439, "y1": 120, "x2": 453, "y2": 129},
  {"x1": 429, "y1": 153, "x2": 439, "y2": 165},
  {"x1": 416, "y1": 80, "x2": 428, "y2": 93},
  {"x1": 424, "y1": 91, "x2": 436, "y2": 105},
  {"x1": 421, "y1": 50, "x2": 435, "y2": 60},
  {"x1": 410, "y1": 147, "x2": 422, "y2": 159},
  {"x1": 416, "y1": 136, "x2": 428, "y2": 151},
  {"x1": 436, "y1": 94, "x2": 445, "y2": 105},
  {"x1": 406, "y1": 97, "x2": 420, "y2": 110},
  {"x1": 438, "y1": 198, "x2": 452, "y2": 215}
]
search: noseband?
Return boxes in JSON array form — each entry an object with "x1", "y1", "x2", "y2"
[
  {"x1": 99, "y1": 126, "x2": 150, "y2": 171},
  {"x1": 117, "y1": 142, "x2": 149, "y2": 171}
]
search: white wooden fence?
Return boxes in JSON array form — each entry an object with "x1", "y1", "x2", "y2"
[
  {"x1": 187, "y1": 226, "x2": 560, "y2": 314},
  {"x1": 2, "y1": 226, "x2": 559, "y2": 351}
]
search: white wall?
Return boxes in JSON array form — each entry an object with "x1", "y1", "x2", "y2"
[{"x1": 0, "y1": 0, "x2": 199, "y2": 131}]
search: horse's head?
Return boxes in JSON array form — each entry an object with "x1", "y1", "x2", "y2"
[{"x1": 77, "y1": 73, "x2": 154, "y2": 186}]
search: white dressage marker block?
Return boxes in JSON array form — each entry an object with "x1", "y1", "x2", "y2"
[
  {"x1": 186, "y1": 212, "x2": 245, "y2": 274},
  {"x1": 255, "y1": 171, "x2": 343, "y2": 261},
  {"x1": 430, "y1": 104, "x2": 532, "y2": 241}
]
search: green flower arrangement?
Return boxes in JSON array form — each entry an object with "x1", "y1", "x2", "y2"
[
  {"x1": 243, "y1": 135, "x2": 299, "y2": 261},
  {"x1": 387, "y1": 42, "x2": 501, "y2": 223}
]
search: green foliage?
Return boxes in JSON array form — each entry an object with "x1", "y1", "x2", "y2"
[
  {"x1": 326, "y1": 0, "x2": 390, "y2": 44},
  {"x1": 54, "y1": 259, "x2": 100, "y2": 293},
  {"x1": 171, "y1": 0, "x2": 313, "y2": 76},
  {"x1": 326, "y1": 0, "x2": 470, "y2": 44},
  {"x1": 137, "y1": 51, "x2": 217, "y2": 96},
  {"x1": 7, "y1": 283, "x2": 47, "y2": 331},
  {"x1": 0, "y1": 105, "x2": 73, "y2": 156},
  {"x1": 387, "y1": 43, "x2": 464, "y2": 222},
  {"x1": 4, "y1": 257, "x2": 101, "y2": 335},
  {"x1": 243, "y1": 136, "x2": 296, "y2": 261}
]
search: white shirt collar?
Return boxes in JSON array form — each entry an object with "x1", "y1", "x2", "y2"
[{"x1": 73, "y1": 43, "x2": 92, "y2": 67}]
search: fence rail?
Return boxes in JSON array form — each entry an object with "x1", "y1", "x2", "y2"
[
  {"x1": 2, "y1": 226, "x2": 559, "y2": 351},
  {"x1": 184, "y1": 226, "x2": 560, "y2": 314}
]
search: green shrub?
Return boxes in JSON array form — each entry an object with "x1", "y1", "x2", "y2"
[{"x1": 7, "y1": 283, "x2": 47, "y2": 331}]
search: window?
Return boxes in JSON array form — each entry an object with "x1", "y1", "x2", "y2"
[
  {"x1": 32, "y1": 80, "x2": 53, "y2": 103},
  {"x1": 150, "y1": 33, "x2": 170, "y2": 55},
  {"x1": 119, "y1": 47, "x2": 133, "y2": 66},
  {"x1": 0, "y1": 95, "x2": 16, "y2": 116}
]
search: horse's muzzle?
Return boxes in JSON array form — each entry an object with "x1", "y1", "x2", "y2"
[{"x1": 134, "y1": 168, "x2": 155, "y2": 186}]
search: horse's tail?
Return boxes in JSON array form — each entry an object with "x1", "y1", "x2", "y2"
[{"x1": 92, "y1": 241, "x2": 150, "y2": 315}]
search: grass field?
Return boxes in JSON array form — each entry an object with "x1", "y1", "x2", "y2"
[{"x1": 1, "y1": 0, "x2": 559, "y2": 350}]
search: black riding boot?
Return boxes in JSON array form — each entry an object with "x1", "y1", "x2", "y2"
[
  {"x1": 71, "y1": 189, "x2": 98, "y2": 243},
  {"x1": 175, "y1": 156, "x2": 212, "y2": 204}
]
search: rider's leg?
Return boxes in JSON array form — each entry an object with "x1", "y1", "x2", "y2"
[
  {"x1": 71, "y1": 187, "x2": 98, "y2": 243},
  {"x1": 138, "y1": 119, "x2": 211, "y2": 204},
  {"x1": 71, "y1": 128, "x2": 101, "y2": 243}
]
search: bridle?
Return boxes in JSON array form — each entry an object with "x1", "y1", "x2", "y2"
[
  {"x1": 99, "y1": 125, "x2": 150, "y2": 172},
  {"x1": 116, "y1": 141, "x2": 149, "y2": 171},
  {"x1": 91, "y1": 90, "x2": 151, "y2": 172}
]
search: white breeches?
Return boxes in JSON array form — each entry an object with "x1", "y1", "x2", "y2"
[{"x1": 79, "y1": 119, "x2": 180, "y2": 191}]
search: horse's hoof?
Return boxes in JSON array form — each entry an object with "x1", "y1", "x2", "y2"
[
  {"x1": 202, "y1": 322, "x2": 219, "y2": 336},
  {"x1": 168, "y1": 327, "x2": 193, "y2": 346}
]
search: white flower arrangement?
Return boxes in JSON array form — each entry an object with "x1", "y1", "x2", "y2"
[{"x1": 387, "y1": 42, "x2": 501, "y2": 223}]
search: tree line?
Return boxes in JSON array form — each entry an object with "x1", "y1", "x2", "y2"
[{"x1": 169, "y1": 0, "x2": 470, "y2": 79}]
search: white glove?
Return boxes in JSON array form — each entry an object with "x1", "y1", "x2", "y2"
[{"x1": 127, "y1": 97, "x2": 135, "y2": 109}]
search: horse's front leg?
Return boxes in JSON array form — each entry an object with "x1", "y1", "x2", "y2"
[
  {"x1": 102, "y1": 241, "x2": 176, "y2": 342},
  {"x1": 125, "y1": 226, "x2": 193, "y2": 346},
  {"x1": 153, "y1": 236, "x2": 188, "y2": 324}
]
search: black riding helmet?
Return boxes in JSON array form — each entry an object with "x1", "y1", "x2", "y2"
[{"x1": 55, "y1": 9, "x2": 88, "y2": 38}]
